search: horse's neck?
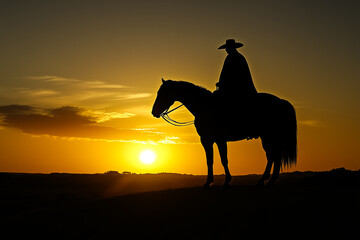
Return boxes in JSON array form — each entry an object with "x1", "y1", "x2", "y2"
[{"x1": 175, "y1": 89, "x2": 209, "y2": 118}]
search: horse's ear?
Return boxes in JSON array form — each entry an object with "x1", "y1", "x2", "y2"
[{"x1": 162, "y1": 78, "x2": 165, "y2": 83}]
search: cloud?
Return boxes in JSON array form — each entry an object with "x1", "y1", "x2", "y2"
[
  {"x1": 0, "y1": 105, "x2": 178, "y2": 144},
  {"x1": 0, "y1": 105, "x2": 94, "y2": 136},
  {"x1": 27, "y1": 75, "x2": 80, "y2": 83},
  {"x1": 16, "y1": 88, "x2": 58, "y2": 97},
  {"x1": 0, "y1": 105, "x2": 36, "y2": 115},
  {"x1": 112, "y1": 93, "x2": 153, "y2": 101},
  {"x1": 299, "y1": 120, "x2": 319, "y2": 127},
  {"x1": 27, "y1": 75, "x2": 127, "y2": 89},
  {"x1": 1, "y1": 76, "x2": 152, "y2": 108},
  {"x1": 82, "y1": 110, "x2": 135, "y2": 122}
]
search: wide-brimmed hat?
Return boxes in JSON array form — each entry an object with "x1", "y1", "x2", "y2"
[{"x1": 218, "y1": 39, "x2": 243, "y2": 49}]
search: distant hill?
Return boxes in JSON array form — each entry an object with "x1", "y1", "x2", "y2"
[{"x1": 0, "y1": 168, "x2": 359, "y2": 238}]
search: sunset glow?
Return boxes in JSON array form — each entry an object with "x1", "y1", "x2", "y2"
[{"x1": 0, "y1": 1, "x2": 359, "y2": 175}]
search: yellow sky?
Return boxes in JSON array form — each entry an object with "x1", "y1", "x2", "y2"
[{"x1": 0, "y1": 1, "x2": 359, "y2": 174}]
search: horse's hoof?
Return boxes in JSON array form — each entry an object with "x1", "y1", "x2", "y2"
[
  {"x1": 225, "y1": 176, "x2": 232, "y2": 183},
  {"x1": 256, "y1": 180, "x2": 265, "y2": 187},
  {"x1": 266, "y1": 179, "x2": 277, "y2": 187},
  {"x1": 221, "y1": 182, "x2": 230, "y2": 190},
  {"x1": 203, "y1": 183, "x2": 212, "y2": 190}
]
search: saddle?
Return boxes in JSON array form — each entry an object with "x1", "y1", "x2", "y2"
[{"x1": 212, "y1": 91, "x2": 261, "y2": 140}]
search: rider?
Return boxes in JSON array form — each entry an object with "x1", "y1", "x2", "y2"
[
  {"x1": 214, "y1": 39, "x2": 258, "y2": 139},
  {"x1": 215, "y1": 39, "x2": 257, "y2": 98}
]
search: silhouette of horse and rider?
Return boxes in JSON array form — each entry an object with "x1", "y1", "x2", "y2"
[{"x1": 152, "y1": 39, "x2": 297, "y2": 188}]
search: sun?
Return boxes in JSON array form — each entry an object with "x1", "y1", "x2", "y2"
[{"x1": 139, "y1": 150, "x2": 156, "y2": 164}]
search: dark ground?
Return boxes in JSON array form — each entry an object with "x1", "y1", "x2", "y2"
[{"x1": 0, "y1": 168, "x2": 359, "y2": 239}]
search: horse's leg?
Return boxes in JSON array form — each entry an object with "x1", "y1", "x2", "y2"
[
  {"x1": 257, "y1": 158, "x2": 273, "y2": 186},
  {"x1": 267, "y1": 153, "x2": 281, "y2": 186},
  {"x1": 257, "y1": 139, "x2": 274, "y2": 186},
  {"x1": 267, "y1": 145, "x2": 282, "y2": 186},
  {"x1": 216, "y1": 141, "x2": 232, "y2": 188},
  {"x1": 201, "y1": 138, "x2": 214, "y2": 189}
]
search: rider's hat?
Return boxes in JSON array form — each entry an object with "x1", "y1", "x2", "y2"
[{"x1": 218, "y1": 39, "x2": 243, "y2": 49}]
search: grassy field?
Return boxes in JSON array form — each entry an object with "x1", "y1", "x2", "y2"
[{"x1": 0, "y1": 168, "x2": 359, "y2": 239}]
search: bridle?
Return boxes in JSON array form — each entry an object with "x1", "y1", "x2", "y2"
[{"x1": 160, "y1": 104, "x2": 194, "y2": 127}]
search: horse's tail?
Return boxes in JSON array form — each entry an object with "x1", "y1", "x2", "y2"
[{"x1": 281, "y1": 100, "x2": 297, "y2": 169}]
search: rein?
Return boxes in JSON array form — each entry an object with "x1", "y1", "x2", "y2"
[{"x1": 160, "y1": 104, "x2": 194, "y2": 127}]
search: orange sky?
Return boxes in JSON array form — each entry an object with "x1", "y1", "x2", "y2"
[{"x1": 0, "y1": 1, "x2": 359, "y2": 174}]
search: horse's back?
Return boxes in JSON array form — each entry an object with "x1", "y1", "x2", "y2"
[
  {"x1": 210, "y1": 92, "x2": 294, "y2": 141},
  {"x1": 214, "y1": 92, "x2": 285, "y2": 118}
]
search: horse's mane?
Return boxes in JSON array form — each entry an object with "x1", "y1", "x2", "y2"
[{"x1": 171, "y1": 80, "x2": 212, "y2": 98}]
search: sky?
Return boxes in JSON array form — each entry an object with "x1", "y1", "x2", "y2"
[{"x1": 0, "y1": 0, "x2": 359, "y2": 174}]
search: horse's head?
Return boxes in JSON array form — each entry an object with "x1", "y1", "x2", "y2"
[{"x1": 152, "y1": 78, "x2": 176, "y2": 118}]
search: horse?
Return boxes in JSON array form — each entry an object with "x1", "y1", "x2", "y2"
[{"x1": 152, "y1": 79, "x2": 297, "y2": 188}]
